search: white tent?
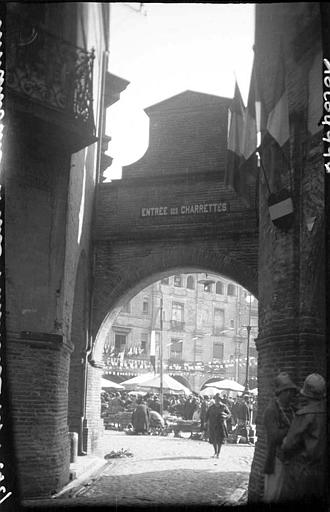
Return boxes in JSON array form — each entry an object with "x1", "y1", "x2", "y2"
[
  {"x1": 135, "y1": 374, "x2": 192, "y2": 395},
  {"x1": 121, "y1": 373, "x2": 156, "y2": 389},
  {"x1": 205, "y1": 379, "x2": 245, "y2": 392},
  {"x1": 101, "y1": 377, "x2": 124, "y2": 389}
]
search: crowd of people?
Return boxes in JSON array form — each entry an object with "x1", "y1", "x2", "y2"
[
  {"x1": 102, "y1": 371, "x2": 326, "y2": 504},
  {"x1": 101, "y1": 388, "x2": 257, "y2": 446}
]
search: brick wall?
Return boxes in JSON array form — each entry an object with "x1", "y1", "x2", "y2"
[
  {"x1": 3, "y1": 122, "x2": 74, "y2": 497},
  {"x1": 122, "y1": 91, "x2": 230, "y2": 179},
  {"x1": 6, "y1": 335, "x2": 71, "y2": 497},
  {"x1": 249, "y1": 4, "x2": 325, "y2": 502},
  {"x1": 93, "y1": 92, "x2": 258, "y2": 369}
]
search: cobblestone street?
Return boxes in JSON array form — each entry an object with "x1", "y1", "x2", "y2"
[{"x1": 54, "y1": 431, "x2": 254, "y2": 507}]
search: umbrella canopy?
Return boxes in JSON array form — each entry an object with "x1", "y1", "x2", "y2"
[
  {"x1": 127, "y1": 390, "x2": 147, "y2": 396},
  {"x1": 136, "y1": 374, "x2": 192, "y2": 395},
  {"x1": 121, "y1": 373, "x2": 156, "y2": 389},
  {"x1": 199, "y1": 387, "x2": 219, "y2": 397},
  {"x1": 101, "y1": 377, "x2": 124, "y2": 390},
  {"x1": 205, "y1": 379, "x2": 245, "y2": 392}
]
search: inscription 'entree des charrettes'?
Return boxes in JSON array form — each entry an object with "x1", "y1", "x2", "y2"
[{"x1": 141, "y1": 203, "x2": 229, "y2": 217}]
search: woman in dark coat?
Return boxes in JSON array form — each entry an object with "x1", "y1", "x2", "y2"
[
  {"x1": 205, "y1": 393, "x2": 231, "y2": 458},
  {"x1": 132, "y1": 398, "x2": 150, "y2": 434}
]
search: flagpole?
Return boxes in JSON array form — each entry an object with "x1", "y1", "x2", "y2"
[
  {"x1": 159, "y1": 297, "x2": 164, "y2": 417},
  {"x1": 257, "y1": 150, "x2": 272, "y2": 196}
]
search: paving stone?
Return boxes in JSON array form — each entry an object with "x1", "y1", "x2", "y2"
[{"x1": 54, "y1": 431, "x2": 254, "y2": 506}]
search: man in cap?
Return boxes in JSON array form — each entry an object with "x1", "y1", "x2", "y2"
[
  {"x1": 263, "y1": 372, "x2": 297, "y2": 502},
  {"x1": 280, "y1": 373, "x2": 326, "y2": 504}
]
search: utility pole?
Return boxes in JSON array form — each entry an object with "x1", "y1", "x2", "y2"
[
  {"x1": 159, "y1": 297, "x2": 164, "y2": 417},
  {"x1": 244, "y1": 295, "x2": 253, "y2": 392}
]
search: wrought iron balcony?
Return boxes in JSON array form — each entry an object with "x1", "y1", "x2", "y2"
[{"x1": 6, "y1": 12, "x2": 96, "y2": 152}]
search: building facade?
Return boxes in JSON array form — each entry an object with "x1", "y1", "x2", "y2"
[
  {"x1": 4, "y1": 3, "x2": 128, "y2": 499},
  {"x1": 248, "y1": 3, "x2": 325, "y2": 502},
  {"x1": 103, "y1": 273, "x2": 258, "y2": 392}
]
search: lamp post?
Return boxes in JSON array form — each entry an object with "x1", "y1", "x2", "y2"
[
  {"x1": 244, "y1": 295, "x2": 254, "y2": 392},
  {"x1": 159, "y1": 297, "x2": 164, "y2": 417}
]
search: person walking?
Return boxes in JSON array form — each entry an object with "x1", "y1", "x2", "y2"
[
  {"x1": 263, "y1": 372, "x2": 297, "y2": 503},
  {"x1": 232, "y1": 395, "x2": 250, "y2": 443},
  {"x1": 280, "y1": 373, "x2": 326, "y2": 504},
  {"x1": 132, "y1": 397, "x2": 150, "y2": 434},
  {"x1": 205, "y1": 393, "x2": 231, "y2": 458}
]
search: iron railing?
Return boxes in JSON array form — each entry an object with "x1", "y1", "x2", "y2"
[{"x1": 6, "y1": 12, "x2": 95, "y2": 130}]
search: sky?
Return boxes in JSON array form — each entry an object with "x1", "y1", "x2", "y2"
[{"x1": 105, "y1": 3, "x2": 255, "y2": 180}]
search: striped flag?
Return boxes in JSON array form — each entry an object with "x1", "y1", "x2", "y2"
[
  {"x1": 266, "y1": 46, "x2": 289, "y2": 147},
  {"x1": 259, "y1": 44, "x2": 291, "y2": 194},
  {"x1": 242, "y1": 62, "x2": 258, "y2": 163},
  {"x1": 150, "y1": 330, "x2": 156, "y2": 372},
  {"x1": 225, "y1": 81, "x2": 246, "y2": 201},
  {"x1": 240, "y1": 62, "x2": 259, "y2": 190}
]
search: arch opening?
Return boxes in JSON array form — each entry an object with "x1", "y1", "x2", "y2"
[{"x1": 86, "y1": 269, "x2": 258, "y2": 451}]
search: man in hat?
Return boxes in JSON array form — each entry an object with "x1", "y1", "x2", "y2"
[
  {"x1": 132, "y1": 397, "x2": 150, "y2": 435},
  {"x1": 263, "y1": 372, "x2": 297, "y2": 502},
  {"x1": 279, "y1": 373, "x2": 326, "y2": 504},
  {"x1": 232, "y1": 395, "x2": 250, "y2": 444}
]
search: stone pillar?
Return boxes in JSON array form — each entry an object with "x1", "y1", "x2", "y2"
[
  {"x1": 84, "y1": 361, "x2": 105, "y2": 454},
  {"x1": 6, "y1": 333, "x2": 72, "y2": 498},
  {"x1": 249, "y1": 5, "x2": 325, "y2": 501}
]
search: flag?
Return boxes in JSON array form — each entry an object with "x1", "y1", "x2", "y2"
[
  {"x1": 242, "y1": 62, "x2": 258, "y2": 163},
  {"x1": 307, "y1": 50, "x2": 322, "y2": 136},
  {"x1": 150, "y1": 331, "x2": 156, "y2": 356},
  {"x1": 119, "y1": 350, "x2": 125, "y2": 367},
  {"x1": 225, "y1": 81, "x2": 246, "y2": 201},
  {"x1": 266, "y1": 45, "x2": 289, "y2": 147},
  {"x1": 240, "y1": 62, "x2": 259, "y2": 191},
  {"x1": 150, "y1": 330, "x2": 156, "y2": 371}
]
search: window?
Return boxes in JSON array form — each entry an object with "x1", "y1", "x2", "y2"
[
  {"x1": 216, "y1": 281, "x2": 224, "y2": 294},
  {"x1": 213, "y1": 342, "x2": 224, "y2": 360},
  {"x1": 114, "y1": 334, "x2": 126, "y2": 354},
  {"x1": 174, "y1": 275, "x2": 182, "y2": 287},
  {"x1": 214, "y1": 308, "x2": 225, "y2": 334},
  {"x1": 230, "y1": 319, "x2": 235, "y2": 329},
  {"x1": 187, "y1": 275, "x2": 195, "y2": 290},
  {"x1": 161, "y1": 277, "x2": 169, "y2": 285},
  {"x1": 141, "y1": 333, "x2": 148, "y2": 353},
  {"x1": 172, "y1": 302, "x2": 184, "y2": 322},
  {"x1": 122, "y1": 301, "x2": 131, "y2": 313},
  {"x1": 170, "y1": 338, "x2": 183, "y2": 360},
  {"x1": 227, "y1": 284, "x2": 237, "y2": 296},
  {"x1": 171, "y1": 302, "x2": 184, "y2": 329},
  {"x1": 142, "y1": 298, "x2": 149, "y2": 314},
  {"x1": 204, "y1": 283, "x2": 212, "y2": 293}
]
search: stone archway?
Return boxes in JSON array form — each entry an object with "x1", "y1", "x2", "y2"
[
  {"x1": 92, "y1": 246, "x2": 258, "y2": 364},
  {"x1": 85, "y1": 254, "x2": 258, "y2": 452},
  {"x1": 169, "y1": 374, "x2": 192, "y2": 390}
]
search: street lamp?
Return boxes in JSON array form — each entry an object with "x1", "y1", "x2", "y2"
[
  {"x1": 244, "y1": 294, "x2": 255, "y2": 392},
  {"x1": 159, "y1": 297, "x2": 164, "y2": 417}
]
